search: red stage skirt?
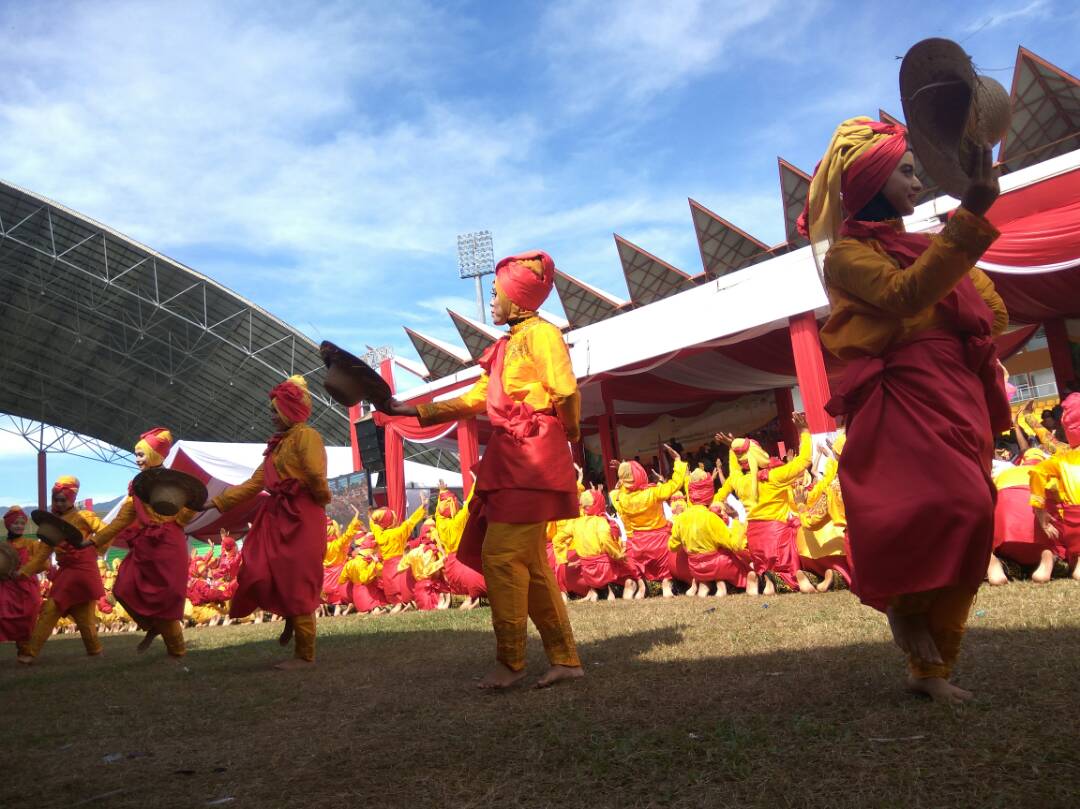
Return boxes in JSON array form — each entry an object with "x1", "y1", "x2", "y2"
[
  {"x1": 443, "y1": 552, "x2": 487, "y2": 599},
  {"x1": 668, "y1": 548, "x2": 694, "y2": 584},
  {"x1": 687, "y1": 549, "x2": 750, "y2": 588},
  {"x1": 347, "y1": 581, "x2": 386, "y2": 613},
  {"x1": 51, "y1": 545, "x2": 105, "y2": 615},
  {"x1": 569, "y1": 554, "x2": 626, "y2": 592},
  {"x1": 0, "y1": 545, "x2": 41, "y2": 642},
  {"x1": 827, "y1": 330, "x2": 1001, "y2": 612},
  {"x1": 322, "y1": 562, "x2": 349, "y2": 605},
  {"x1": 993, "y1": 486, "x2": 1051, "y2": 566},
  {"x1": 627, "y1": 525, "x2": 673, "y2": 581},
  {"x1": 230, "y1": 476, "x2": 326, "y2": 619},
  {"x1": 798, "y1": 554, "x2": 852, "y2": 586},
  {"x1": 413, "y1": 577, "x2": 449, "y2": 611},
  {"x1": 1057, "y1": 504, "x2": 1080, "y2": 563},
  {"x1": 113, "y1": 510, "x2": 189, "y2": 622},
  {"x1": 746, "y1": 519, "x2": 801, "y2": 589},
  {"x1": 380, "y1": 556, "x2": 415, "y2": 605}
]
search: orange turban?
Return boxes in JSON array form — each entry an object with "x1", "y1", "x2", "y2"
[
  {"x1": 436, "y1": 490, "x2": 460, "y2": 519},
  {"x1": 4, "y1": 505, "x2": 27, "y2": 533},
  {"x1": 687, "y1": 469, "x2": 714, "y2": 505},
  {"x1": 797, "y1": 117, "x2": 909, "y2": 256},
  {"x1": 270, "y1": 375, "x2": 312, "y2": 424},
  {"x1": 617, "y1": 460, "x2": 649, "y2": 491},
  {"x1": 370, "y1": 507, "x2": 397, "y2": 530},
  {"x1": 1062, "y1": 392, "x2": 1080, "y2": 447},
  {"x1": 494, "y1": 250, "x2": 555, "y2": 312},
  {"x1": 135, "y1": 427, "x2": 173, "y2": 467},
  {"x1": 52, "y1": 475, "x2": 80, "y2": 503}
]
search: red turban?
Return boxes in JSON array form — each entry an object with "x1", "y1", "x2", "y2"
[
  {"x1": 687, "y1": 472, "x2": 715, "y2": 506},
  {"x1": 358, "y1": 533, "x2": 377, "y2": 550},
  {"x1": 494, "y1": 250, "x2": 555, "y2": 312},
  {"x1": 370, "y1": 508, "x2": 397, "y2": 530},
  {"x1": 839, "y1": 123, "x2": 909, "y2": 218},
  {"x1": 220, "y1": 535, "x2": 238, "y2": 553},
  {"x1": 1062, "y1": 392, "x2": 1080, "y2": 447},
  {"x1": 135, "y1": 427, "x2": 173, "y2": 467},
  {"x1": 4, "y1": 505, "x2": 27, "y2": 533},
  {"x1": 436, "y1": 490, "x2": 460, "y2": 519},
  {"x1": 52, "y1": 475, "x2": 80, "y2": 504},
  {"x1": 270, "y1": 375, "x2": 313, "y2": 425},
  {"x1": 617, "y1": 460, "x2": 649, "y2": 491}
]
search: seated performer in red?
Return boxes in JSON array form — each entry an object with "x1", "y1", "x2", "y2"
[
  {"x1": 1, "y1": 506, "x2": 42, "y2": 659},
  {"x1": 803, "y1": 117, "x2": 1007, "y2": 703},
  {"x1": 565, "y1": 488, "x2": 634, "y2": 601},
  {"x1": 92, "y1": 428, "x2": 193, "y2": 661},
  {"x1": 369, "y1": 502, "x2": 426, "y2": 614},
  {"x1": 18, "y1": 476, "x2": 106, "y2": 663},
  {"x1": 1031, "y1": 392, "x2": 1080, "y2": 580},
  {"x1": 208, "y1": 376, "x2": 331, "y2": 669},
  {"x1": 379, "y1": 250, "x2": 583, "y2": 689},
  {"x1": 436, "y1": 487, "x2": 486, "y2": 609},
  {"x1": 989, "y1": 447, "x2": 1055, "y2": 584},
  {"x1": 340, "y1": 534, "x2": 387, "y2": 616},
  {"x1": 669, "y1": 470, "x2": 750, "y2": 596}
]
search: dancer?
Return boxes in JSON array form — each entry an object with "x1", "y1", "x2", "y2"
[
  {"x1": 989, "y1": 448, "x2": 1055, "y2": 584},
  {"x1": 207, "y1": 375, "x2": 331, "y2": 669},
  {"x1": 565, "y1": 488, "x2": 631, "y2": 601},
  {"x1": 794, "y1": 438, "x2": 853, "y2": 592},
  {"x1": 1031, "y1": 392, "x2": 1080, "y2": 580},
  {"x1": 379, "y1": 250, "x2": 583, "y2": 689},
  {"x1": 18, "y1": 476, "x2": 106, "y2": 664},
  {"x1": 435, "y1": 487, "x2": 486, "y2": 610},
  {"x1": 610, "y1": 444, "x2": 687, "y2": 598},
  {"x1": 403, "y1": 520, "x2": 449, "y2": 611},
  {"x1": 369, "y1": 501, "x2": 426, "y2": 614},
  {"x1": 323, "y1": 510, "x2": 360, "y2": 615},
  {"x1": 804, "y1": 117, "x2": 1007, "y2": 703},
  {"x1": 669, "y1": 470, "x2": 750, "y2": 597},
  {"x1": 340, "y1": 534, "x2": 387, "y2": 616},
  {"x1": 1, "y1": 506, "x2": 42, "y2": 658},
  {"x1": 92, "y1": 428, "x2": 195, "y2": 661}
]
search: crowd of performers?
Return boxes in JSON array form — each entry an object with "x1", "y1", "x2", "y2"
[{"x1": 3, "y1": 118, "x2": 1080, "y2": 698}]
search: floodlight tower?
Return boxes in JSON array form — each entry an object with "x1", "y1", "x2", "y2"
[{"x1": 456, "y1": 230, "x2": 495, "y2": 324}]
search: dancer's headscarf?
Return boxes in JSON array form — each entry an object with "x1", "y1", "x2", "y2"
[
  {"x1": 135, "y1": 427, "x2": 173, "y2": 467},
  {"x1": 270, "y1": 375, "x2": 313, "y2": 424}
]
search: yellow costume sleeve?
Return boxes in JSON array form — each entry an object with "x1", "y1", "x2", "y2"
[
  {"x1": 297, "y1": 427, "x2": 331, "y2": 506},
  {"x1": 527, "y1": 322, "x2": 581, "y2": 442},
  {"x1": 17, "y1": 541, "x2": 53, "y2": 578},
  {"x1": 213, "y1": 463, "x2": 266, "y2": 512},
  {"x1": 402, "y1": 504, "x2": 426, "y2": 536},
  {"x1": 1029, "y1": 457, "x2": 1057, "y2": 509},
  {"x1": 652, "y1": 460, "x2": 688, "y2": 502},
  {"x1": 968, "y1": 268, "x2": 1008, "y2": 337},
  {"x1": 92, "y1": 498, "x2": 136, "y2": 551},
  {"x1": 417, "y1": 375, "x2": 489, "y2": 426},
  {"x1": 668, "y1": 513, "x2": 685, "y2": 552},
  {"x1": 769, "y1": 431, "x2": 813, "y2": 487},
  {"x1": 824, "y1": 209, "x2": 998, "y2": 318}
]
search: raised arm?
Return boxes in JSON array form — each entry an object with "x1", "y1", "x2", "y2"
[
  {"x1": 769, "y1": 416, "x2": 813, "y2": 487},
  {"x1": 212, "y1": 463, "x2": 266, "y2": 513},
  {"x1": 92, "y1": 498, "x2": 136, "y2": 552}
]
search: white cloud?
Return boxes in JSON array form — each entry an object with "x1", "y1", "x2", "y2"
[{"x1": 966, "y1": 0, "x2": 1050, "y2": 32}]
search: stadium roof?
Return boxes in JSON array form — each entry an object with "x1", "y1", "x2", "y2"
[
  {"x1": 0, "y1": 180, "x2": 349, "y2": 450},
  {"x1": 448, "y1": 309, "x2": 500, "y2": 360},
  {"x1": 689, "y1": 199, "x2": 774, "y2": 277},
  {"x1": 404, "y1": 327, "x2": 472, "y2": 379},
  {"x1": 614, "y1": 234, "x2": 695, "y2": 305},
  {"x1": 777, "y1": 158, "x2": 811, "y2": 247},
  {"x1": 1000, "y1": 47, "x2": 1080, "y2": 172},
  {"x1": 553, "y1": 269, "x2": 626, "y2": 328}
]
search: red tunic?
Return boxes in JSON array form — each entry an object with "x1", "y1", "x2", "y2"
[
  {"x1": 112, "y1": 497, "x2": 189, "y2": 622},
  {"x1": 0, "y1": 542, "x2": 42, "y2": 642}
]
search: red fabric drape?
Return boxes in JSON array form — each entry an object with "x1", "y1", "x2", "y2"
[
  {"x1": 378, "y1": 360, "x2": 405, "y2": 520},
  {"x1": 789, "y1": 311, "x2": 836, "y2": 433},
  {"x1": 1045, "y1": 317, "x2": 1078, "y2": 389},
  {"x1": 457, "y1": 418, "x2": 479, "y2": 495},
  {"x1": 994, "y1": 324, "x2": 1040, "y2": 360},
  {"x1": 598, "y1": 392, "x2": 620, "y2": 491},
  {"x1": 774, "y1": 387, "x2": 797, "y2": 448},
  {"x1": 348, "y1": 404, "x2": 362, "y2": 472}
]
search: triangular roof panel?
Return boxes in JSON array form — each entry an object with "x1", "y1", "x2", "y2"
[
  {"x1": 614, "y1": 235, "x2": 694, "y2": 306},
  {"x1": 778, "y1": 158, "x2": 811, "y2": 247},
  {"x1": 1001, "y1": 47, "x2": 1080, "y2": 172},
  {"x1": 447, "y1": 309, "x2": 501, "y2": 361},
  {"x1": 553, "y1": 270, "x2": 625, "y2": 328},
  {"x1": 403, "y1": 327, "x2": 472, "y2": 380},
  {"x1": 689, "y1": 199, "x2": 772, "y2": 277}
]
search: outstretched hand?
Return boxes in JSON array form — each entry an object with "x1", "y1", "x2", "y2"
[
  {"x1": 714, "y1": 431, "x2": 735, "y2": 446},
  {"x1": 663, "y1": 443, "x2": 681, "y2": 461},
  {"x1": 376, "y1": 397, "x2": 419, "y2": 418},
  {"x1": 961, "y1": 144, "x2": 1000, "y2": 218},
  {"x1": 792, "y1": 412, "x2": 809, "y2": 432}
]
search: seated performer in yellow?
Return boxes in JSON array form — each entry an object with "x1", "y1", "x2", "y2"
[
  {"x1": 435, "y1": 486, "x2": 485, "y2": 610},
  {"x1": 208, "y1": 376, "x2": 331, "y2": 669},
  {"x1": 379, "y1": 250, "x2": 583, "y2": 690},
  {"x1": 370, "y1": 501, "x2": 427, "y2": 615},
  {"x1": 670, "y1": 469, "x2": 750, "y2": 596}
]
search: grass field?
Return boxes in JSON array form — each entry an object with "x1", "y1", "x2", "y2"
[{"x1": 2, "y1": 582, "x2": 1078, "y2": 809}]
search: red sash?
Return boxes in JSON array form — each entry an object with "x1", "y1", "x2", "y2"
[
  {"x1": 112, "y1": 496, "x2": 189, "y2": 623},
  {"x1": 457, "y1": 336, "x2": 579, "y2": 571},
  {"x1": 0, "y1": 542, "x2": 42, "y2": 641}
]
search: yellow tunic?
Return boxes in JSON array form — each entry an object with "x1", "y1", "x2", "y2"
[
  {"x1": 92, "y1": 497, "x2": 196, "y2": 551},
  {"x1": 340, "y1": 552, "x2": 382, "y2": 586},
  {"x1": 747, "y1": 432, "x2": 812, "y2": 522},
  {"x1": 570, "y1": 515, "x2": 624, "y2": 559},
  {"x1": 403, "y1": 546, "x2": 444, "y2": 580},
  {"x1": 416, "y1": 316, "x2": 581, "y2": 441},
  {"x1": 993, "y1": 464, "x2": 1036, "y2": 491},
  {"x1": 20, "y1": 509, "x2": 105, "y2": 577},
  {"x1": 323, "y1": 517, "x2": 360, "y2": 567},
  {"x1": 435, "y1": 490, "x2": 474, "y2": 555},
  {"x1": 212, "y1": 422, "x2": 331, "y2": 512},
  {"x1": 610, "y1": 460, "x2": 688, "y2": 535},
  {"x1": 669, "y1": 504, "x2": 742, "y2": 554},
  {"x1": 372, "y1": 505, "x2": 425, "y2": 560},
  {"x1": 547, "y1": 519, "x2": 575, "y2": 564},
  {"x1": 820, "y1": 209, "x2": 1005, "y2": 359},
  {"x1": 1030, "y1": 448, "x2": 1080, "y2": 509},
  {"x1": 712, "y1": 452, "x2": 756, "y2": 509}
]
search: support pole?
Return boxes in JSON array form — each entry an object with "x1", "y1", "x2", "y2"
[
  {"x1": 788, "y1": 311, "x2": 836, "y2": 434},
  {"x1": 378, "y1": 359, "x2": 406, "y2": 519},
  {"x1": 348, "y1": 404, "x2": 362, "y2": 473},
  {"x1": 456, "y1": 418, "x2": 479, "y2": 495},
  {"x1": 37, "y1": 450, "x2": 47, "y2": 511},
  {"x1": 475, "y1": 276, "x2": 486, "y2": 324}
]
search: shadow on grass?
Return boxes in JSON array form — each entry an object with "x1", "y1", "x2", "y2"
[{"x1": 3, "y1": 609, "x2": 1079, "y2": 809}]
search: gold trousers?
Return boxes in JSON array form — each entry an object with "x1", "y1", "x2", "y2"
[
  {"x1": 890, "y1": 585, "x2": 977, "y2": 680},
  {"x1": 27, "y1": 599, "x2": 102, "y2": 657}
]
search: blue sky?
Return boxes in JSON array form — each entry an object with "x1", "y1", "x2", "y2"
[{"x1": 1, "y1": 0, "x2": 1078, "y2": 505}]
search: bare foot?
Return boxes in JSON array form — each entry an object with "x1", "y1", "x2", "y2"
[
  {"x1": 137, "y1": 630, "x2": 159, "y2": 653},
  {"x1": 273, "y1": 658, "x2": 315, "y2": 671},
  {"x1": 1072, "y1": 561, "x2": 1080, "y2": 582},
  {"x1": 477, "y1": 664, "x2": 527, "y2": 690},
  {"x1": 745, "y1": 571, "x2": 759, "y2": 596},
  {"x1": 762, "y1": 576, "x2": 776, "y2": 595},
  {"x1": 661, "y1": 579, "x2": 674, "y2": 599},
  {"x1": 278, "y1": 619, "x2": 294, "y2": 647},
  {"x1": 696, "y1": 582, "x2": 711, "y2": 598},
  {"x1": 906, "y1": 676, "x2": 973, "y2": 705},
  {"x1": 715, "y1": 581, "x2": 727, "y2": 597},
  {"x1": 534, "y1": 664, "x2": 585, "y2": 689},
  {"x1": 1032, "y1": 550, "x2": 1054, "y2": 584},
  {"x1": 685, "y1": 581, "x2": 698, "y2": 597},
  {"x1": 816, "y1": 569, "x2": 835, "y2": 593},
  {"x1": 886, "y1": 607, "x2": 943, "y2": 665},
  {"x1": 622, "y1": 579, "x2": 636, "y2": 600},
  {"x1": 16, "y1": 655, "x2": 34, "y2": 665},
  {"x1": 986, "y1": 555, "x2": 1009, "y2": 586},
  {"x1": 796, "y1": 570, "x2": 817, "y2": 594},
  {"x1": 634, "y1": 579, "x2": 646, "y2": 600},
  {"x1": 388, "y1": 603, "x2": 404, "y2": 615},
  {"x1": 561, "y1": 591, "x2": 569, "y2": 604}
]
